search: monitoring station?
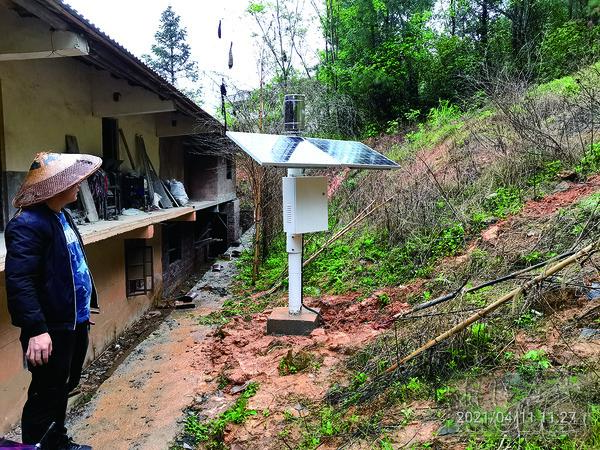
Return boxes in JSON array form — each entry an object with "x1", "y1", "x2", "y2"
[{"x1": 227, "y1": 95, "x2": 399, "y2": 335}]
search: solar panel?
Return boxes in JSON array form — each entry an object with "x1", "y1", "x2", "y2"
[{"x1": 226, "y1": 132, "x2": 399, "y2": 169}]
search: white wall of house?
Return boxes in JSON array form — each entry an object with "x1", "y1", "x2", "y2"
[
  {"x1": 0, "y1": 4, "x2": 169, "y2": 434},
  {"x1": 1, "y1": 57, "x2": 100, "y2": 170},
  {"x1": 0, "y1": 57, "x2": 161, "y2": 172},
  {"x1": 0, "y1": 5, "x2": 162, "y2": 173},
  {"x1": 119, "y1": 115, "x2": 160, "y2": 172}
]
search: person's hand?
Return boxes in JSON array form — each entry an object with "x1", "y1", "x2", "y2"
[{"x1": 26, "y1": 333, "x2": 52, "y2": 366}]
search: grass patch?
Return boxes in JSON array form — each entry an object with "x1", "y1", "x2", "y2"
[
  {"x1": 278, "y1": 349, "x2": 322, "y2": 376},
  {"x1": 405, "y1": 100, "x2": 464, "y2": 149},
  {"x1": 531, "y1": 75, "x2": 581, "y2": 98},
  {"x1": 183, "y1": 383, "x2": 259, "y2": 450},
  {"x1": 198, "y1": 294, "x2": 275, "y2": 326}
]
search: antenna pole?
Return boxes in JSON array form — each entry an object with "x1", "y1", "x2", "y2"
[
  {"x1": 267, "y1": 93, "x2": 321, "y2": 334},
  {"x1": 284, "y1": 94, "x2": 306, "y2": 315},
  {"x1": 287, "y1": 168, "x2": 304, "y2": 314}
]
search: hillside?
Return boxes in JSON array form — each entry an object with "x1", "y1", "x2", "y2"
[{"x1": 174, "y1": 65, "x2": 600, "y2": 449}]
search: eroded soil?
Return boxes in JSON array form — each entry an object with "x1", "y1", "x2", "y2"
[{"x1": 62, "y1": 176, "x2": 600, "y2": 450}]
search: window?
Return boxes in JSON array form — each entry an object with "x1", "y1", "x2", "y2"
[
  {"x1": 125, "y1": 240, "x2": 153, "y2": 296},
  {"x1": 166, "y1": 224, "x2": 182, "y2": 264}
]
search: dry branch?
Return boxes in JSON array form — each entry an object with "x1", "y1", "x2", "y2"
[
  {"x1": 398, "y1": 249, "x2": 577, "y2": 318},
  {"x1": 386, "y1": 241, "x2": 598, "y2": 373}
]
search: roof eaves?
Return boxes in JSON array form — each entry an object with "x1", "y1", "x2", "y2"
[{"x1": 21, "y1": 0, "x2": 223, "y2": 132}]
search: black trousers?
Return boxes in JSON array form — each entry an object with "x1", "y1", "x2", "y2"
[{"x1": 20, "y1": 322, "x2": 89, "y2": 447}]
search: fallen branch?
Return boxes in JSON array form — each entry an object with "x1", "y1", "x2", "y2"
[
  {"x1": 386, "y1": 242, "x2": 597, "y2": 373},
  {"x1": 397, "y1": 249, "x2": 577, "y2": 319}
]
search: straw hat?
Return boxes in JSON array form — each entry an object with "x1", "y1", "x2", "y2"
[{"x1": 13, "y1": 152, "x2": 102, "y2": 208}]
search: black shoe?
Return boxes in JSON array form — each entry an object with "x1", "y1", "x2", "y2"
[{"x1": 55, "y1": 436, "x2": 92, "y2": 450}]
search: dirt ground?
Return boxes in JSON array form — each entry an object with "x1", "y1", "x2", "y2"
[
  {"x1": 51, "y1": 177, "x2": 600, "y2": 449},
  {"x1": 62, "y1": 239, "x2": 248, "y2": 449}
]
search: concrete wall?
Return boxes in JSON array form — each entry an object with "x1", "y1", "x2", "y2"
[
  {"x1": 84, "y1": 233, "x2": 162, "y2": 360},
  {"x1": 183, "y1": 155, "x2": 235, "y2": 202},
  {"x1": 185, "y1": 153, "x2": 217, "y2": 200},
  {"x1": 217, "y1": 156, "x2": 236, "y2": 201},
  {"x1": 118, "y1": 115, "x2": 160, "y2": 173},
  {"x1": 0, "y1": 56, "x2": 161, "y2": 168},
  {"x1": 0, "y1": 57, "x2": 100, "y2": 171},
  {"x1": 0, "y1": 232, "x2": 162, "y2": 434},
  {"x1": 0, "y1": 5, "x2": 56, "y2": 58},
  {"x1": 161, "y1": 222, "x2": 195, "y2": 298},
  {"x1": 0, "y1": 273, "x2": 28, "y2": 436},
  {"x1": 0, "y1": 4, "x2": 163, "y2": 223},
  {"x1": 159, "y1": 137, "x2": 185, "y2": 181},
  {"x1": 222, "y1": 199, "x2": 241, "y2": 243},
  {"x1": 0, "y1": 55, "x2": 162, "y2": 220}
]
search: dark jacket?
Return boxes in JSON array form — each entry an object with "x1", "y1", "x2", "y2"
[{"x1": 5, "y1": 204, "x2": 98, "y2": 338}]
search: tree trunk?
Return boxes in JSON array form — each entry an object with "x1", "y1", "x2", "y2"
[
  {"x1": 251, "y1": 163, "x2": 264, "y2": 285},
  {"x1": 450, "y1": 0, "x2": 456, "y2": 36},
  {"x1": 480, "y1": 0, "x2": 489, "y2": 62}
]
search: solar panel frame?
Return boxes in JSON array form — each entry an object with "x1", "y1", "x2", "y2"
[{"x1": 226, "y1": 131, "x2": 399, "y2": 170}]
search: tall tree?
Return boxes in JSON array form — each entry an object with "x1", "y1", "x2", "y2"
[
  {"x1": 143, "y1": 6, "x2": 198, "y2": 86},
  {"x1": 247, "y1": 0, "x2": 313, "y2": 88}
]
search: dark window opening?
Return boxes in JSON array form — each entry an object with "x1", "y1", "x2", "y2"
[
  {"x1": 102, "y1": 118, "x2": 119, "y2": 161},
  {"x1": 226, "y1": 158, "x2": 233, "y2": 180},
  {"x1": 125, "y1": 240, "x2": 153, "y2": 297},
  {"x1": 166, "y1": 224, "x2": 182, "y2": 264}
]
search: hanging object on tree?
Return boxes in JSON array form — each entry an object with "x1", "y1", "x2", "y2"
[
  {"x1": 218, "y1": 19, "x2": 222, "y2": 39},
  {"x1": 228, "y1": 42, "x2": 234, "y2": 69},
  {"x1": 220, "y1": 78, "x2": 228, "y2": 134}
]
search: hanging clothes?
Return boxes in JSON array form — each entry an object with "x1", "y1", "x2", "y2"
[
  {"x1": 218, "y1": 19, "x2": 222, "y2": 39},
  {"x1": 228, "y1": 42, "x2": 233, "y2": 69}
]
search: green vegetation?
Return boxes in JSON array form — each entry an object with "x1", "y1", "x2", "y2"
[
  {"x1": 278, "y1": 350, "x2": 322, "y2": 376},
  {"x1": 221, "y1": 39, "x2": 600, "y2": 446},
  {"x1": 198, "y1": 293, "x2": 274, "y2": 326},
  {"x1": 576, "y1": 143, "x2": 600, "y2": 176},
  {"x1": 517, "y1": 350, "x2": 552, "y2": 380},
  {"x1": 481, "y1": 187, "x2": 523, "y2": 220},
  {"x1": 318, "y1": 0, "x2": 600, "y2": 134},
  {"x1": 183, "y1": 383, "x2": 259, "y2": 450},
  {"x1": 403, "y1": 101, "x2": 464, "y2": 149}
]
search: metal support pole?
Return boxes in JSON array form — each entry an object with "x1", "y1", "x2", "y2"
[{"x1": 287, "y1": 167, "x2": 304, "y2": 314}]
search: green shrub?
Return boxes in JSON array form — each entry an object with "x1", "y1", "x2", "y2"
[
  {"x1": 406, "y1": 100, "x2": 463, "y2": 148},
  {"x1": 575, "y1": 143, "x2": 600, "y2": 175},
  {"x1": 483, "y1": 187, "x2": 523, "y2": 219},
  {"x1": 517, "y1": 350, "x2": 551, "y2": 379},
  {"x1": 539, "y1": 21, "x2": 600, "y2": 81},
  {"x1": 184, "y1": 383, "x2": 259, "y2": 449}
]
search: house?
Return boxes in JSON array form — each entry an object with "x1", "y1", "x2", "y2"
[{"x1": 0, "y1": 0, "x2": 239, "y2": 433}]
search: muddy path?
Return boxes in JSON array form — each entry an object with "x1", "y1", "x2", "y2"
[{"x1": 65, "y1": 239, "x2": 248, "y2": 450}]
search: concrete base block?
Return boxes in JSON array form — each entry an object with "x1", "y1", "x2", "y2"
[{"x1": 266, "y1": 306, "x2": 321, "y2": 336}]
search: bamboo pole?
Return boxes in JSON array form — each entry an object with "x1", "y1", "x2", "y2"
[{"x1": 385, "y1": 242, "x2": 597, "y2": 373}]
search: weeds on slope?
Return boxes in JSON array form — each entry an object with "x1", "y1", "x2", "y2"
[{"x1": 173, "y1": 383, "x2": 259, "y2": 450}]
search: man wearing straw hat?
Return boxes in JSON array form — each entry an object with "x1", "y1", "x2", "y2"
[{"x1": 5, "y1": 152, "x2": 102, "y2": 449}]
